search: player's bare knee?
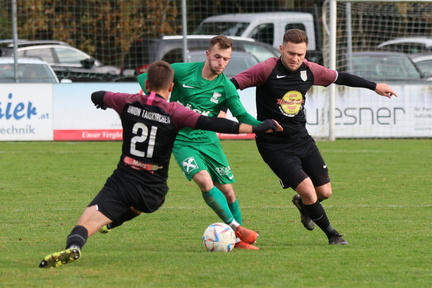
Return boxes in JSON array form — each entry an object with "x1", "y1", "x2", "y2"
[{"x1": 317, "y1": 189, "x2": 332, "y2": 200}]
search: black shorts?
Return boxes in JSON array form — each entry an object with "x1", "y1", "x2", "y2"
[
  {"x1": 88, "y1": 168, "x2": 167, "y2": 221},
  {"x1": 256, "y1": 136, "x2": 330, "y2": 190}
]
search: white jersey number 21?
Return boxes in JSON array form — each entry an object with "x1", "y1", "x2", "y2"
[{"x1": 130, "y1": 122, "x2": 158, "y2": 158}]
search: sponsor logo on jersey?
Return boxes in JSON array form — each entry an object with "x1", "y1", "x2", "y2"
[
  {"x1": 276, "y1": 90, "x2": 304, "y2": 117},
  {"x1": 178, "y1": 101, "x2": 211, "y2": 116},
  {"x1": 276, "y1": 74, "x2": 286, "y2": 79},
  {"x1": 210, "y1": 92, "x2": 222, "y2": 104},
  {"x1": 182, "y1": 157, "x2": 198, "y2": 173},
  {"x1": 215, "y1": 166, "x2": 232, "y2": 176}
]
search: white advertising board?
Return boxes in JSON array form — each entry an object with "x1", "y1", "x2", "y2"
[
  {"x1": 53, "y1": 83, "x2": 140, "y2": 140},
  {"x1": 232, "y1": 84, "x2": 432, "y2": 139},
  {"x1": 0, "y1": 84, "x2": 53, "y2": 141},
  {"x1": 0, "y1": 82, "x2": 431, "y2": 141}
]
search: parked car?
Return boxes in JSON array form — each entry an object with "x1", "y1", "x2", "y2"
[
  {"x1": 345, "y1": 51, "x2": 429, "y2": 81},
  {"x1": 409, "y1": 53, "x2": 432, "y2": 76},
  {"x1": 121, "y1": 35, "x2": 280, "y2": 76},
  {"x1": 186, "y1": 50, "x2": 260, "y2": 78},
  {"x1": 0, "y1": 57, "x2": 59, "y2": 83},
  {"x1": 0, "y1": 39, "x2": 120, "y2": 81},
  {"x1": 377, "y1": 37, "x2": 432, "y2": 54},
  {"x1": 192, "y1": 12, "x2": 318, "y2": 50}
]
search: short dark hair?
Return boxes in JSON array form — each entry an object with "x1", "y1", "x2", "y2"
[
  {"x1": 146, "y1": 60, "x2": 173, "y2": 91},
  {"x1": 283, "y1": 29, "x2": 309, "y2": 46},
  {"x1": 209, "y1": 35, "x2": 233, "y2": 50}
]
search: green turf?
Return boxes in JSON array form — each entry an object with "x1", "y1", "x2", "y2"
[{"x1": 1, "y1": 139, "x2": 431, "y2": 287}]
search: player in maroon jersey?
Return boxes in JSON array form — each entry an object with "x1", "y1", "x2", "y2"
[
  {"x1": 231, "y1": 29, "x2": 397, "y2": 245},
  {"x1": 38, "y1": 61, "x2": 281, "y2": 268}
]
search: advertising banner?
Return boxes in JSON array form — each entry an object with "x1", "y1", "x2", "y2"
[
  {"x1": 53, "y1": 83, "x2": 139, "y2": 141},
  {"x1": 0, "y1": 84, "x2": 53, "y2": 141},
  {"x1": 0, "y1": 83, "x2": 431, "y2": 141}
]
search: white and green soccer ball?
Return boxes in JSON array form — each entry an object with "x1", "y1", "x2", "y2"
[{"x1": 202, "y1": 223, "x2": 236, "y2": 252}]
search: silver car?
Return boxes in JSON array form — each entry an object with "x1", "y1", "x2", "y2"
[
  {"x1": 409, "y1": 53, "x2": 432, "y2": 76},
  {"x1": 346, "y1": 51, "x2": 429, "y2": 81},
  {"x1": 377, "y1": 37, "x2": 432, "y2": 54},
  {"x1": 0, "y1": 57, "x2": 59, "y2": 83}
]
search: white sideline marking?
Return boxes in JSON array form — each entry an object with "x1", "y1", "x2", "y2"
[
  {"x1": 321, "y1": 150, "x2": 394, "y2": 153},
  {"x1": 161, "y1": 204, "x2": 432, "y2": 209}
]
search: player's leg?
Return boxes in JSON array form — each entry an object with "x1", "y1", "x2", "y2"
[
  {"x1": 193, "y1": 170, "x2": 237, "y2": 225},
  {"x1": 39, "y1": 205, "x2": 111, "y2": 268},
  {"x1": 256, "y1": 139, "x2": 316, "y2": 231},
  {"x1": 217, "y1": 184, "x2": 243, "y2": 225},
  {"x1": 211, "y1": 150, "x2": 242, "y2": 225},
  {"x1": 205, "y1": 146, "x2": 259, "y2": 249},
  {"x1": 173, "y1": 144, "x2": 258, "y2": 249},
  {"x1": 99, "y1": 207, "x2": 141, "y2": 233},
  {"x1": 301, "y1": 147, "x2": 348, "y2": 245},
  {"x1": 173, "y1": 143, "x2": 237, "y2": 225}
]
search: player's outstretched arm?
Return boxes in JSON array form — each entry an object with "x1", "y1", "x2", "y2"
[
  {"x1": 334, "y1": 72, "x2": 398, "y2": 99},
  {"x1": 195, "y1": 117, "x2": 282, "y2": 134},
  {"x1": 374, "y1": 83, "x2": 398, "y2": 99}
]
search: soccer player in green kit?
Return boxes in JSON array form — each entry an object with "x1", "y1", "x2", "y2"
[{"x1": 137, "y1": 35, "x2": 262, "y2": 250}]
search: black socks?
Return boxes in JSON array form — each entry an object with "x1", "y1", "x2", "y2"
[
  {"x1": 66, "y1": 225, "x2": 88, "y2": 250},
  {"x1": 303, "y1": 201, "x2": 337, "y2": 238}
]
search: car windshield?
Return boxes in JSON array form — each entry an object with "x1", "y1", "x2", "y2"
[
  {"x1": 193, "y1": 22, "x2": 250, "y2": 37},
  {"x1": 350, "y1": 54, "x2": 421, "y2": 80},
  {"x1": 0, "y1": 63, "x2": 58, "y2": 83},
  {"x1": 413, "y1": 59, "x2": 432, "y2": 74},
  {"x1": 240, "y1": 42, "x2": 279, "y2": 62}
]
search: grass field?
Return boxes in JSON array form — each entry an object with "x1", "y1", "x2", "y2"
[{"x1": 1, "y1": 139, "x2": 431, "y2": 288}]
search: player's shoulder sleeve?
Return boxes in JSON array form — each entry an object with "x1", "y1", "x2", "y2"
[
  {"x1": 232, "y1": 57, "x2": 278, "y2": 90},
  {"x1": 103, "y1": 91, "x2": 140, "y2": 114},
  {"x1": 171, "y1": 62, "x2": 198, "y2": 77},
  {"x1": 304, "y1": 59, "x2": 338, "y2": 87},
  {"x1": 168, "y1": 101, "x2": 201, "y2": 129}
]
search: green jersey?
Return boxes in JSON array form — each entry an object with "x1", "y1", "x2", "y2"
[{"x1": 138, "y1": 61, "x2": 260, "y2": 144}]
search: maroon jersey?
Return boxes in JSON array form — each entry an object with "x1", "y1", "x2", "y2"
[
  {"x1": 233, "y1": 58, "x2": 337, "y2": 142},
  {"x1": 104, "y1": 91, "x2": 201, "y2": 181}
]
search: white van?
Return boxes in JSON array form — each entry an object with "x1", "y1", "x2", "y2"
[{"x1": 193, "y1": 12, "x2": 317, "y2": 50}]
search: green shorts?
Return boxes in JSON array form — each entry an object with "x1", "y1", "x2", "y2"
[{"x1": 172, "y1": 141, "x2": 235, "y2": 184}]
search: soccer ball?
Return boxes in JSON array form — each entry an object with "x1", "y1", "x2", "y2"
[{"x1": 202, "y1": 223, "x2": 236, "y2": 252}]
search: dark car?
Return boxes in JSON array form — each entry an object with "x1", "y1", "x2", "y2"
[
  {"x1": 344, "y1": 51, "x2": 430, "y2": 81},
  {"x1": 0, "y1": 39, "x2": 120, "y2": 82},
  {"x1": 121, "y1": 35, "x2": 280, "y2": 76}
]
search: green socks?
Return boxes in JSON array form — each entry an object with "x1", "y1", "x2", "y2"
[
  {"x1": 202, "y1": 186, "x2": 234, "y2": 224},
  {"x1": 228, "y1": 199, "x2": 243, "y2": 225}
]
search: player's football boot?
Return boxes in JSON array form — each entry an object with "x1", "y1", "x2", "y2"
[
  {"x1": 235, "y1": 226, "x2": 259, "y2": 244},
  {"x1": 234, "y1": 240, "x2": 259, "y2": 250},
  {"x1": 39, "y1": 248, "x2": 81, "y2": 268},
  {"x1": 292, "y1": 194, "x2": 315, "y2": 231},
  {"x1": 98, "y1": 225, "x2": 112, "y2": 234},
  {"x1": 328, "y1": 232, "x2": 349, "y2": 245}
]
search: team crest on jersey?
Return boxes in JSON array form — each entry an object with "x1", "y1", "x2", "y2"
[
  {"x1": 182, "y1": 157, "x2": 198, "y2": 173},
  {"x1": 210, "y1": 92, "x2": 222, "y2": 104},
  {"x1": 300, "y1": 70, "x2": 308, "y2": 81}
]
